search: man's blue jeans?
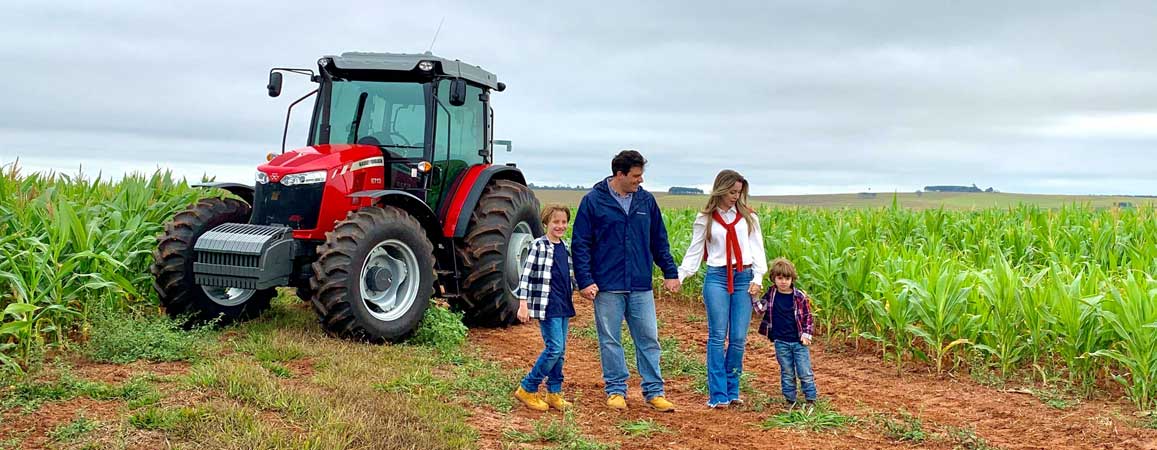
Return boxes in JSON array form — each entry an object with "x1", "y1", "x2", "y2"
[
  {"x1": 593, "y1": 290, "x2": 665, "y2": 400},
  {"x1": 521, "y1": 317, "x2": 569, "y2": 393},
  {"x1": 774, "y1": 340, "x2": 817, "y2": 402},
  {"x1": 703, "y1": 266, "x2": 753, "y2": 404}
]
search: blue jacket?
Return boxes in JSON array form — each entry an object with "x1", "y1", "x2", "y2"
[{"x1": 571, "y1": 178, "x2": 678, "y2": 292}]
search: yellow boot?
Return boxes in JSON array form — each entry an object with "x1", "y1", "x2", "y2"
[
  {"x1": 544, "y1": 392, "x2": 572, "y2": 410},
  {"x1": 606, "y1": 394, "x2": 627, "y2": 410},
  {"x1": 514, "y1": 386, "x2": 549, "y2": 411},
  {"x1": 647, "y1": 396, "x2": 676, "y2": 412}
]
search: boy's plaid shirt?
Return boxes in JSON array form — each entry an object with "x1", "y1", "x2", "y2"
[
  {"x1": 515, "y1": 236, "x2": 572, "y2": 320},
  {"x1": 756, "y1": 287, "x2": 815, "y2": 341}
]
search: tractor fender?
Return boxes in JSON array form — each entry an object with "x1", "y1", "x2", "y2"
[
  {"x1": 348, "y1": 190, "x2": 443, "y2": 244},
  {"x1": 192, "y1": 182, "x2": 254, "y2": 205},
  {"x1": 439, "y1": 164, "x2": 527, "y2": 239}
]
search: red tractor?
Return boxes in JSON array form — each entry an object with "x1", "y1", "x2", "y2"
[{"x1": 151, "y1": 52, "x2": 542, "y2": 341}]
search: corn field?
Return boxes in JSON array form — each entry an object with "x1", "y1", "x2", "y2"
[
  {"x1": 664, "y1": 202, "x2": 1157, "y2": 411},
  {"x1": 0, "y1": 163, "x2": 203, "y2": 373},
  {"x1": 1, "y1": 163, "x2": 1154, "y2": 412}
]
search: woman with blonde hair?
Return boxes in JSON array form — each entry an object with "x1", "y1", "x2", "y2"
[{"x1": 677, "y1": 169, "x2": 766, "y2": 408}]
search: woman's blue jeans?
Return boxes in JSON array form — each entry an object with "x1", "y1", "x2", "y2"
[{"x1": 703, "y1": 266, "x2": 753, "y2": 404}]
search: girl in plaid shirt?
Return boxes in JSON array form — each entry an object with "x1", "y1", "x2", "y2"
[{"x1": 513, "y1": 204, "x2": 576, "y2": 412}]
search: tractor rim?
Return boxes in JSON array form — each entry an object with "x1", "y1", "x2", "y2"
[
  {"x1": 360, "y1": 239, "x2": 419, "y2": 322},
  {"x1": 505, "y1": 221, "x2": 535, "y2": 292},
  {"x1": 201, "y1": 286, "x2": 256, "y2": 307}
]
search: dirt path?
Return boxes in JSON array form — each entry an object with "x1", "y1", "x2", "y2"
[{"x1": 467, "y1": 293, "x2": 1157, "y2": 450}]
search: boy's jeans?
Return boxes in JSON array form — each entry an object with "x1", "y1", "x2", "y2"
[
  {"x1": 593, "y1": 290, "x2": 665, "y2": 400},
  {"x1": 773, "y1": 340, "x2": 817, "y2": 402},
  {"x1": 521, "y1": 317, "x2": 570, "y2": 393},
  {"x1": 703, "y1": 266, "x2": 753, "y2": 404}
]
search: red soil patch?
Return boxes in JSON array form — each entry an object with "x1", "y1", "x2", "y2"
[{"x1": 465, "y1": 294, "x2": 1157, "y2": 450}]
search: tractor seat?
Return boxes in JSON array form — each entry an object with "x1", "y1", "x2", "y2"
[{"x1": 356, "y1": 135, "x2": 402, "y2": 159}]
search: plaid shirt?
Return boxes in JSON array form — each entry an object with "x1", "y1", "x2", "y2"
[
  {"x1": 515, "y1": 236, "x2": 573, "y2": 320},
  {"x1": 756, "y1": 287, "x2": 815, "y2": 341}
]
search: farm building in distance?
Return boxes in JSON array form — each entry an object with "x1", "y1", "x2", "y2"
[{"x1": 669, "y1": 186, "x2": 704, "y2": 195}]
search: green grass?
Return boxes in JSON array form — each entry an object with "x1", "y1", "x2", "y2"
[
  {"x1": 83, "y1": 307, "x2": 216, "y2": 364},
  {"x1": 129, "y1": 406, "x2": 206, "y2": 431},
  {"x1": 617, "y1": 418, "x2": 669, "y2": 438},
  {"x1": 1, "y1": 366, "x2": 156, "y2": 412},
  {"x1": 876, "y1": 411, "x2": 927, "y2": 443},
  {"x1": 940, "y1": 426, "x2": 1000, "y2": 450},
  {"x1": 504, "y1": 411, "x2": 616, "y2": 449},
  {"x1": 48, "y1": 415, "x2": 100, "y2": 443},
  {"x1": 760, "y1": 401, "x2": 855, "y2": 432},
  {"x1": 408, "y1": 302, "x2": 469, "y2": 354}
]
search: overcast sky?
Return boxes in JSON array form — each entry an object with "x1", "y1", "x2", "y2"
[{"x1": 3, "y1": 1, "x2": 1157, "y2": 195}]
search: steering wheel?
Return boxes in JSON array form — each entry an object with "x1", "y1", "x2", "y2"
[{"x1": 388, "y1": 132, "x2": 412, "y2": 147}]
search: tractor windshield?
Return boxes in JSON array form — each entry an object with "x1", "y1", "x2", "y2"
[{"x1": 316, "y1": 80, "x2": 427, "y2": 158}]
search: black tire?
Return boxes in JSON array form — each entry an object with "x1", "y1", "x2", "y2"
[
  {"x1": 151, "y1": 197, "x2": 275, "y2": 326},
  {"x1": 455, "y1": 180, "x2": 543, "y2": 327},
  {"x1": 310, "y1": 206, "x2": 435, "y2": 342}
]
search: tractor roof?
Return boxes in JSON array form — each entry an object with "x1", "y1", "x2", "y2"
[{"x1": 325, "y1": 52, "x2": 500, "y2": 90}]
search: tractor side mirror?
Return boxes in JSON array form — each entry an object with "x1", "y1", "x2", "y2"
[
  {"x1": 448, "y1": 78, "x2": 467, "y2": 106},
  {"x1": 267, "y1": 72, "x2": 283, "y2": 98}
]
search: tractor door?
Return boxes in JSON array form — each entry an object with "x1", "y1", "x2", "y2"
[{"x1": 429, "y1": 79, "x2": 487, "y2": 210}]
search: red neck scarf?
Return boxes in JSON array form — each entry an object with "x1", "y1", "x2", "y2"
[{"x1": 712, "y1": 209, "x2": 744, "y2": 293}]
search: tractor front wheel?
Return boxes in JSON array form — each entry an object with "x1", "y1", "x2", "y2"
[
  {"x1": 151, "y1": 197, "x2": 275, "y2": 325},
  {"x1": 457, "y1": 180, "x2": 543, "y2": 327},
  {"x1": 310, "y1": 206, "x2": 435, "y2": 342}
]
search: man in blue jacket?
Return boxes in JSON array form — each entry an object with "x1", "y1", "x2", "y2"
[{"x1": 572, "y1": 150, "x2": 681, "y2": 412}]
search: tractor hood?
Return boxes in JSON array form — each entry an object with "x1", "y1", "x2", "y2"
[{"x1": 257, "y1": 144, "x2": 381, "y2": 183}]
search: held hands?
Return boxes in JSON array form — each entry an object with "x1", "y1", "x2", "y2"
[
  {"x1": 517, "y1": 301, "x2": 530, "y2": 323},
  {"x1": 581, "y1": 284, "x2": 599, "y2": 300},
  {"x1": 663, "y1": 278, "x2": 681, "y2": 293},
  {"x1": 801, "y1": 336, "x2": 812, "y2": 346},
  {"x1": 747, "y1": 282, "x2": 761, "y2": 297}
]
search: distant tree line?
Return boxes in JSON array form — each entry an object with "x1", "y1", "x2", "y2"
[
  {"x1": 668, "y1": 187, "x2": 704, "y2": 195},
  {"x1": 528, "y1": 183, "x2": 587, "y2": 191},
  {"x1": 924, "y1": 184, "x2": 996, "y2": 193}
]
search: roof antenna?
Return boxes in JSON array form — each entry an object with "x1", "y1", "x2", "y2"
[{"x1": 426, "y1": 17, "x2": 445, "y2": 54}]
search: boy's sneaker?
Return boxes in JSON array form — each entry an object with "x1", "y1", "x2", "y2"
[
  {"x1": 729, "y1": 398, "x2": 745, "y2": 407},
  {"x1": 544, "y1": 392, "x2": 572, "y2": 410},
  {"x1": 647, "y1": 396, "x2": 676, "y2": 412},
  {"x1": 706, "y1": 401, "x2": 728, "y2": 409},
  {"x1": 514, "y1": 386, "x2": 549, "y2": 411},
  {"x1": 606, "y1": 394, "x2": 628, "y2": 410}
]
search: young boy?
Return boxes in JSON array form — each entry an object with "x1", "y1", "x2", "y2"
[
  {"x1": 756, "y1": 257, "x2": 818, "y2": 408},
  {"x1": 513, "y1": 204, "x2": 575, "y2": 411}
]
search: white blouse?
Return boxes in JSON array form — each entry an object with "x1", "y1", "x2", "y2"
[{"x1": 677, "y1": 206, "x2": 767, "y2": 287}]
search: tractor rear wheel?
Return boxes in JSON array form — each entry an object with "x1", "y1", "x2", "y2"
[
  {"x1": 310, "y1": 206, "x2": 435, "y2": 342},
  {"x1": 151, "y1": 197, "x2": 275, "y2": 325},
  {"x1": 456, "y1": 180, "x2": 543, "y2": 327}
]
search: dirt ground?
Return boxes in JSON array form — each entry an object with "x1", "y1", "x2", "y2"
[
  {"x1": 468, "y1": 294, "x2": 1157, "y2": 450},
  {"x1": 4, "y1": 294, "x2": 1157, "y2": 450}
]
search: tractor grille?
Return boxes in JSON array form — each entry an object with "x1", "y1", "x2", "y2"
[
  {"x1": 197, "y1": 251, "x2": 261, "y2": 268},
  {"x1": 250, "y1": 182, "x2": 324, "y2": 229},
  {"x1": 193, "y1": 223, "x2": 296, "y2": 289}
]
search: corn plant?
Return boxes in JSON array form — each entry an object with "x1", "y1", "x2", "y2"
[{"x1": 1093, "y1": 272, "x2": 1157, "y2": 410}]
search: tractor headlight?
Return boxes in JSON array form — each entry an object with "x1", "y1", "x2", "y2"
[
  {"x1": 418, "y1": 60, "x2": 435, "y2": 71},
  {"x1": 280, "y1": 170, "x2": 327, "y2": 186},
  {"x1": 255, "y1": 171, "x2": 269, "y2": 184}
]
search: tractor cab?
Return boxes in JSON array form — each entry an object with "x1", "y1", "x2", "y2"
[{"x1": 153, "y1": 52, "x2": 541, "y2": 343}]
